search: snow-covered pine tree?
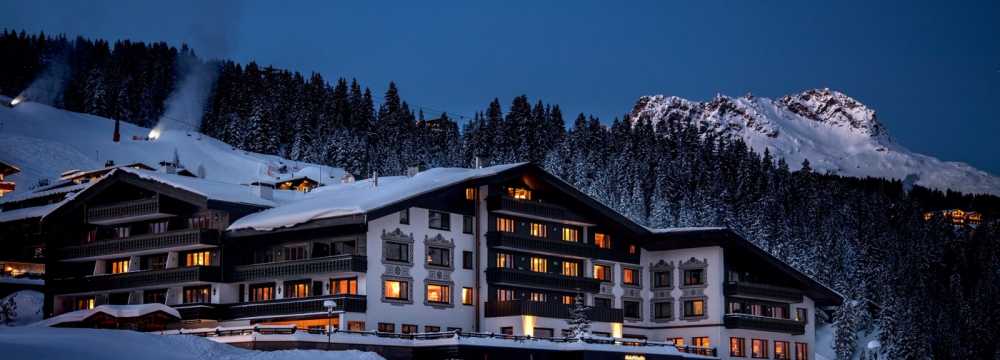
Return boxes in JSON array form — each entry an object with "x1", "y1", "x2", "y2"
[{"x1": 565, "y1": 293, "x2": 591, "y2": 339}]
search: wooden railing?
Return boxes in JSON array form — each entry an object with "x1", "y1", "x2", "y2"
[
  {"x1": 60, "y1": 229, "x2": 219, "y2": 260},
  {"x1": 87, "y1": 196, "x2": 162, "y2": 223},
  {"x1": 723, "y1": 313, "x2": 806, "y2": 335},
  {"x1": 52, "y1": 266, "x2": 221, "y2": 292},
  {"x1": 485, "y1": 300, "x2": 624, "y2": 323},
  {"x1": 486, "y1": 267, "x2": 601, "y2": 292},
  {"x1": 231, "y1": 255, "x2": 367, "y2": 282},
  {"x1": 724, "y1": 281, "x2": 803, "y2": 302},
  {"x1": 227, "y1": 294, "x2": 367, "y2": 319},
  {"x1": 486, "y1": 232, "x2": 595, "y2": 258}
]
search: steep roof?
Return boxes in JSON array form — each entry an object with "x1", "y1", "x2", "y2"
[{"x1": 117, "y1": 167, "x2": 278, "y2": 207}]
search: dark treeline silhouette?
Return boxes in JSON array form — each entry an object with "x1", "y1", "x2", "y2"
[{"x1": 2, "y1": 30, "x2": 999, "y2": 359}]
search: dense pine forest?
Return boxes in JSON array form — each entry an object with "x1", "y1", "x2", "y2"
[{"x1": 2, "y1": 30, "x2": 999, "y2": 359}]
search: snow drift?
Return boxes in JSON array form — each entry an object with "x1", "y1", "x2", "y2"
[{"x1": 630, "y1": 89, "x2": 1000, "y2": 195}]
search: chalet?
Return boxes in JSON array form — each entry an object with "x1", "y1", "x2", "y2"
[
  {"x1": 60, "y1": 162, "x2": 156, "y2": 184},
  {"x1": 923, "y1": 209, "x2": 984, "y2": 226},
  {"x1": 0, "y1": 159, "x2": 19, "y2": 197},
  {"x1": 1, "y1": 163, "x2": 841, "y2": 360}
]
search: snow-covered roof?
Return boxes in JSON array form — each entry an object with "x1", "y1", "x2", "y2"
[
  {"x1": 0, "y1": 181, "x2": 93, "y2": 222},
  {"x1": 118, "y1": 167, "x2": 277, "y2": 208},
  {"x1": 0, "y1": 182, "x2": 89, "y2": 205},
  {"x1": 229, "y1": 163, "x2": 527, "y2": 231},
  {"x1": 32, "y1": 303, "x2": 180, "y2": 327}
]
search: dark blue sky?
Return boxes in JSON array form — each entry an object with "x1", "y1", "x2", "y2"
[{"x1": 3, "y1": 1, "x2": 998, "y2": 174}]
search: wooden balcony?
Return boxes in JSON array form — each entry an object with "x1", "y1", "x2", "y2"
[
  {"x1": 59, "y1": 229, "x2": 220, "y2": 261},
  {"x1": 227, "y1": 294, "x2": 367, "y2": 319},
  {"x1": 486, "y1": 231, "x2": 594, "y2": 258},
  {"x1": 724, "y1": 313, "x2": 806, "y2": 335},
  {"x1": 87, "y1": 196, "x2": 172, "y2": 225},
  {"x1": 231, "y1": 255, "x2": 367, "y2": 282},
  {"x1": 724, "y1": 281, "x2": 803, "y2": 302},
  {"x1": 485, "y1": 300, "x2": 623, "y2": 323},
  {"x1": 489, "y1": 196, "x2": 586, "y2": 222},
  {"x1": 53, "y1": 266, "x2": 221, "y2": 293},
  {"x1": 486, "y1": 267, "x2": 601, "y2": 292}
]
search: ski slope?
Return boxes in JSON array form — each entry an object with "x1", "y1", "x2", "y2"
[{"x1": 0, "y1": 101, "x2": 345, "y2": 194}]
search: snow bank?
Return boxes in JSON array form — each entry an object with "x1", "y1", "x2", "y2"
[
  {"x1": 32, "y1": 303, "x2": 181, "y2": 328},
  {"x1": 0, "y1": 327, "x2": 383, "y2": 360},
  {"x1": 0, "y1": 101, "x2": 345, "y2": 195},
  {"x1": 0, "y1": 290, "x2": 43, "y2": 326},
  {"x1": 229, "y1": 163, "x2": 526, "y2": 231}
]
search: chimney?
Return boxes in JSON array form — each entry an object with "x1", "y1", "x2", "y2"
[
  {"x1": 371, "y1": 171, "x2": 379, "y2": 188},
  {"x1": 474, "y1": 156, "x2": 487, "y2": 169},
  {"x1": 159, "y1": 161, "x2": 176, "y2": 174},
  {"x1": 406, "y1": 165, "x2": 420, "y2": 177}
]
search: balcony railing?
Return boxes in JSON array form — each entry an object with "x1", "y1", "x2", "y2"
[
  {"x1": 485, "y1": 300, "x2": 624, "y2": 323},
  {"x1": 676, "y1": 346, "x2": 718, "y2": 357},
  {"x1": 486, "y1": 267, "x2": 601, "y2": 292},
  {"x1": 53, "y1": 266, "x2": 221, "y2": 293},
  {"x1": 231, "y1": 255, "x2": 367, "y2": 282},
  {"x1": 490, "y1": 196, "x2": 586, "y2": 222},
  {"x1": 227, "y1": 294, "x2": 367, "y2": 319},
  {"x1": 486, "y1": 232, "x2": 595, "y2": 258},
  {"x1": 723, "y1": 313, "x2": 806, "y2": 335},
  {"x1": 87, "y1": 196, "x2": 168, "y2": 224},
  {"x1": 724, "y1": 281, "x2": 803, "y2": 302},
  {"x1": 59, "y1": 229, "x2": 220, "y2": 260}
]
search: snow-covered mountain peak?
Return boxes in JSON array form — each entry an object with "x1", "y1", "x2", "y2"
[
  {"x1": 777, "y1": 88, "x2": 888, "y2": 142},
  {"x1": 629, "y1": 90, "x2": 1000, "y2": 195}
]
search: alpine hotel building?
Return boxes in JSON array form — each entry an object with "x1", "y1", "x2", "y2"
[{"x1": 2, "y1": 163, "x2": 841, "y2": 359}]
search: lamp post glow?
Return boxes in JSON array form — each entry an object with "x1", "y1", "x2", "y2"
[{"x1": 323, "y1": 300, "x2": 337, "y2": 346}]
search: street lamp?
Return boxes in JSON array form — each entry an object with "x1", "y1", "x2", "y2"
[{"x1": 323, "y1": 300, "x2": 337, "y2": 346}]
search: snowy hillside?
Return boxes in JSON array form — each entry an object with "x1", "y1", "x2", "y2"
[
  {"x1": 0, "y1": 327, "x2": 382, "y2": 360},
  {"x1": 630, "y1": 89, "x2": 1000, "y2": 195},
  {"x1": 0, "y1": 101, "x2": 345, "y2": 194}
]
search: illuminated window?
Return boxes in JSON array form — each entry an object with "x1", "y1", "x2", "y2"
[
  {"x1": 561, "y1": 227, "x2": 579, "y2": 242},
  {"x1": 284, "y1": 281, "x2": 309, "y2": 298},
  {"x1": 774, "y1": 341, "x2": 790, "y2": 360},
  {"x1": 462, "y1": 287, "x2": 474, "y2": 305},
  {"x1": 331, "y1": 278, "x2": 358, "y2": 295},
  {"x1": 425, "y1": 325, "x2": 441, "y2": 333},
  {"x1": 465, "y1": 188, "x2": 476, "y2": 200},
  {"x1": 683, "y1": 269, "x2": 704, "y2": 286},
  {"x1": 378, "y1": 323, "x2": 395, "y2": 333},
  {"x1": 507, "y1": 187, "x2": 532, "y2": 200},
  {"x1": 562, "y1": 261, "x2": 579, "y2": 276},
  {"x1": 529, "y1": 223, "x2": 547, "y2": 238},
  {"x1": 593, "y1": 264, "x2": 611, "y2": 281},
  {"x1": 796, "y1": 308, "x2": 808, "y2": 323},
  {"x1": 426, "y1": 283, "x2": 451, "y2": 304},
  {"x1": 496, "y1": 253, "x2": 513, "y2": 268},
  {"x1": 623, "y1": 268, "x2": 638, "y2": 285},
  {"x1": 795, "y1": 343, "x2": 809, "y2": 360},
  {"x1": 496, "y1": 288, "x2": 514, "y2": 301},
  {"x1": 594, "y1": 233, "x2": 611, "y2": 249},
  {"x1": 684, "y1": 299, "x2": 705, "y2": 317},
  {"x1": 496, "y1": 217, "x2": 515, "y2": 232},
  {"x1": 109, "y1": 259, "x2": 129, "y2": 274},
  {"x1": 385, "y1": 280, "x2": 408, "y2": 300},
  {"x1": 693, "y1": 337, "x2": 710, "y2": 348},
  {"x1": 183, "y1": 286, "x2": 210, "y2": 304},
  {"x1": 529, "y1": 292, "x2": 546, "y2": 302},
  {"x1": 185, "y1": 251, "x2": 211, "y2": 266},
  {"x1": 628, "y1": 244, "x2": 637, "y2": 255},
  {"x1": 751, "y1": 339, "x2": 769, "y2": 358},
  {"x1": 562, "y1": 295, "x2": 575, "y2": 305},
  {"x1": 401, "y1": 324, "x2": 418, "y2": 334},
  {"x1": 250, "y1": 283, "x2": 275, "y2": 302},
  {"x1": 530, "y1": 257, "x2": 547, "y2": 272},
  {"x1": 670, "y1": 338, "x2": 685, "y2": 347},
  {"x1": 348, "y1": 321, "x2": 365, "y2": 331},
  {"x1": 730, "y1": 337, "x2": 746, "y2": 357},
  {"x1": 75, "y1": 297, "x2": 95, "y2": 310}
]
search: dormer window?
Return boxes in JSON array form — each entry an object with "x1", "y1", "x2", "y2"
[{"x1": 595, "y1": 233, "x2": 611, "y2": 249}]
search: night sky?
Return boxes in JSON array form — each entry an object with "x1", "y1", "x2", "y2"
[{"x1": 2, "y1": 0, "x2": 998, "y2": 174}]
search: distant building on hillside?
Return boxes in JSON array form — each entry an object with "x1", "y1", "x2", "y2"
[
  {"x1": 923, "y1": 209, "x2": 983, "y2": 226},
  {"x1": 0, "y1": 160, "x2": 19, "y2": 197}
]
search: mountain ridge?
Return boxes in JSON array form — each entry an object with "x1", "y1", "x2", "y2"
[{"x1": 629, "y1": 88, "x2": 1000, "y2": 195}]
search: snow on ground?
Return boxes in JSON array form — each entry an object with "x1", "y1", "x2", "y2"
[
  {"x1": 0, "y1": 327, "x2": 383, "y2": 360},
  {"x1": 0, "y1": 290, "x2": 43, "y2": 326},
  {"x1": 0, "y1": 101, "x2": 345, "y2": 195},
  {"x1": 229, "y1": 163, "x2": 526, "y2": 231}
]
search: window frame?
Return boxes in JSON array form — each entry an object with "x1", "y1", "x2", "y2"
[
  {"x1": 399, "y1": 208, "x2": 410, "y2": 224},
  {"x1": 428, "y1": 210, "x2": 450, "y2": 230},
  {"x1": 426, "y1": 246, "x2": 451, "y2": 268},
  {"x1": 384, "y1": 279, "x2": 410, "y2": 301},
  {"x1": 594, "y1": 232, "x2": 611, "y2": 249},
  {"x1": 461, "y1": 287, "x2": 474, "y2": 305},
  {"x1": 730, "y1": 337, "x2": 747, "y2": 357},
  {"x1": 751, "y1": 339, "x2": 769, "y2": 359},
  {"x1": 529, "y1": 256, "x2": 548, "y2": 273},
  {"x1": 462, "y1": 215, "x2": 474, "y2": 234},
  {"x1": 425, "y1": 283, "x2": 452, "y2": 305}
]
